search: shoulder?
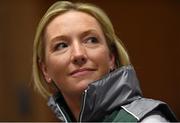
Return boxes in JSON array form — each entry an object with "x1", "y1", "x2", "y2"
[
  {"x1": 141, "y1": 111, "x2": 169, "y2": 122},
  {"x1": 121, "y1": 98, "x2": 177, "y2": 122},
  {"x1": 103, "y1": 98, "x2": 177, "y2": 122}
]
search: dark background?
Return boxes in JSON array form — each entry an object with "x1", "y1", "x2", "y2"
[{"x1": 0, "y1": 0, "x2": 179, "y2": 121}]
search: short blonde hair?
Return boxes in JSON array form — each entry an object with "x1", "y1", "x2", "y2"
[{"x1": 33, "y1": 1, "x2": 130, "y2": 99}]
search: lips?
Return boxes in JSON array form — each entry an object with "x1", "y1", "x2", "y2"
[{"x1": 69, "y1": 68, "x2": 96, "y2": 77}]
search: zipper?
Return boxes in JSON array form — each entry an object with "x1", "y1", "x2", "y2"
[
  {"x1": 79, "y1": 89, "x2": 88, "y2": 122},
  {"x1": 56, "y1": 103, "x2": 68, "y2": 123}
]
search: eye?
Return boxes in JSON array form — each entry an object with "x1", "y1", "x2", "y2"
[
  {"x1": 54, "y1": 42, "x2": 68, "y2": 51},
  {"x1": 85, "y1": 37, "x2": 99, "y2": 44}
]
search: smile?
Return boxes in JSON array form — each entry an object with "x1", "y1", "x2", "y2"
[{"x1": 70, "y1": 68, "x2": 96, "y2": 77}]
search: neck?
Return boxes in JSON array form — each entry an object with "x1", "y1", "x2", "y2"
[{"x1": 62, "y1": 92, "x2": 82, "y2": 121}]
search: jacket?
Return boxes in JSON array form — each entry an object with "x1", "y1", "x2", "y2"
[{"x1": 47, "y1": 65, "x2": 177, "y2": 122}]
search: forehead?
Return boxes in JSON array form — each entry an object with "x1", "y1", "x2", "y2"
[
  {"x1": 45, "y1": 10, "x2": 103, "y2": 35},
  {"x1": 49, "y1": 10, "x2": 98, "y2": 24}
]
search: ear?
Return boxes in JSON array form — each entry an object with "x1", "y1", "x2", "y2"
[
  {"x1": 109, "y1": 53, "x2": 116, "y2": 70},
  {"x1": 39, "y1": 61, "x2": 52, "y2": 83}
]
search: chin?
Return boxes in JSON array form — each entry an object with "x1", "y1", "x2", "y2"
[{"x1": 75, "y1": 79, "x2": 93, "y2": 92}]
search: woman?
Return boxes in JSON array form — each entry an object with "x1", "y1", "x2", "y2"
[{"x1": 33, "y1": 1, "x2": 177, "y2": 122}]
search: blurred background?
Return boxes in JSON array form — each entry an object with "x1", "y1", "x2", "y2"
[{"x1": 0, "y1": 0, "x2": 179, "y2": 121}]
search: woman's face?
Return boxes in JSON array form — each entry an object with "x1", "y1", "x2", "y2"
[{"x1": 41, "y1": 11, "x2": 115, "y2": 96}]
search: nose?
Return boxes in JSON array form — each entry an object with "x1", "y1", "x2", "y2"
[{"x1": 71, "y1": 42, "x2": 87, "y2": 66}]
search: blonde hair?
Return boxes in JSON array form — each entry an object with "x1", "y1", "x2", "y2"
[{"x1": 33, "y1": 1, "x2": 131, "y2": 99}]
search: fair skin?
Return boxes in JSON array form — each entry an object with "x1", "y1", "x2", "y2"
[{"x1": 41, "y1": 10, "x2": 115, "y2": 120}]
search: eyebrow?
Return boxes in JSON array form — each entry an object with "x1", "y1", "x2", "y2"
[
  {"x1": 50, "y1": 35, "x2": 68, "y2": 43},
  {"x1": 50, "y1": 29, "x2": 99, "y2": 43},
  {"x1": 80, "y1": 29, "x2": 99, "y2": 38}
]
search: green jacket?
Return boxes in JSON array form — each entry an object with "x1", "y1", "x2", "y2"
[
  {"x1": 48, "y1": 65, "x2": 177, "y2": 122},
  {"x1": 103, "y1": 98, "x2": 177, "y2": 122}
]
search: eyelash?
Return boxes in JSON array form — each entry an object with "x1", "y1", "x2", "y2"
[
  {"x1": 54, "y1": 42, "x2": 68, "y2": 51},
  {"x1": 53, "y1": 36, "x2": 99, "y2": 51},
  {"x1": 85, "y1": 36, "x2": 99, "y2": 44}
]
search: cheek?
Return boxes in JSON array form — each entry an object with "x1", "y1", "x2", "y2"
[
  {"x1": 46, "y1": 54, "x2": 69, "y2": 81},
  {"x1": 88, "y1": 47, "x2": 112, "y2": 69}
]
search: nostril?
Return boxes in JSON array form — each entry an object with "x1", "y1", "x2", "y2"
[
  {"x1": 73, "y1": 56, "x2": 87, "y2": 65},
  {"x1": 81, "y1": 57, "x2": 86, "y2": 62}
]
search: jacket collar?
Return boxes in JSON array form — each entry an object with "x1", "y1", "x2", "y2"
[{"x1": 47, "y1": 65, "x2": 142, "y2": 121}]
